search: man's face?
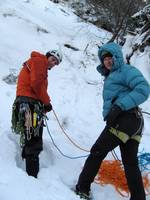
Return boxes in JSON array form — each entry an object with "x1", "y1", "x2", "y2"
[
  {"x1": 48, "y1": 56, "x2": 58, "y2": 70},
  {"x1": 103, "y1": 57, "x2": 113, "y2": 70}
]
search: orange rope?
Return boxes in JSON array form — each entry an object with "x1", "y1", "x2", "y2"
[
  {"x1": 143, "y1": 172, "x2": 150, "y2": 195},
  {"x1": 95, "y1": 160, "x2": 150, "y2": 197},
  {"x1": 52, "y1": 109, "x2": 120, "y2": 160},
  {"x1": 52, "y1": 109, "x2": 90, "y2": 152}
]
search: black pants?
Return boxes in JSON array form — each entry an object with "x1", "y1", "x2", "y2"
[
  {"x1": 22, "y1": 126, "x2": 43, "y2": 159},
  {"x1": 22, "y1": 126, "x2": 43, "y2": 178},
  {"x1": 77, "y1": 113, "x2": 145, "y2": 200}
]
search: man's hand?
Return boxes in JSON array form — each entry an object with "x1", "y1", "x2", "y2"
[
  {"x1": 105, "y1": 105, "x2": 122, "y2": 127},
  {"x1": 44, "y1": 103, "x2": 53, "y2": 112}
]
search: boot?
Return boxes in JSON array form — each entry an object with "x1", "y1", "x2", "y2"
[
  {"x1": 75, "y1": 185, "x2": 91, "y2": 200},
  {"x1": 26, "y1": 156, "x2": 39, "y2": 178}
]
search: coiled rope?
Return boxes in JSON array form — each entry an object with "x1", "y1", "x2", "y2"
[
  {"x1": 95, "y1": 160, "x2": 129, "y2": 197},
  {"x1": 96, "y1": 158, "x2": 150, "y2": 197}
]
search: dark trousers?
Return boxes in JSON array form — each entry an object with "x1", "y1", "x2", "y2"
[
  {"x1": 77, "y1": 125, "x2": 146, "y2": 200},
  {"x1": 22, "y1": 126, "x2": 43, "y2": 178}
]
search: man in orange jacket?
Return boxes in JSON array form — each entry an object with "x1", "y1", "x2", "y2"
[{"x1": 13, "y1": 50, "x2": 62, "y2": 178}]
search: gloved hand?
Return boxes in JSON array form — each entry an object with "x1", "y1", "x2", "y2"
[
  {"x1": 105, "y1": 105, "x2": 122, "y2": 127},
  {"x1": 44, "y1": 103, "x2": 53, "y2": 112}
]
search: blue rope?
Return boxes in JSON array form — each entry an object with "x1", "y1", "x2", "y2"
[
  {"x1": 45, "y1": 118, "x2": 89, "y2": 159},
  {"x1": 44, "y1": 114, "x2": 150, "y2": 169},
  {"x1": 138, "y1": 152, "x2": 150, "y2": 172}
]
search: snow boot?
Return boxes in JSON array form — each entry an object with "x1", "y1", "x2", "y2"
[
  {"x1": 75, "y1": 185, "x2": 91, "y2": 200},
  {"x1": 26, "y1": 156, "x2": 39, "y2": 178}
]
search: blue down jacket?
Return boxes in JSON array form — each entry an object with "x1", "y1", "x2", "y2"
[{"x1": 97, "y1": 42, "x2": 150, "y2": 119}]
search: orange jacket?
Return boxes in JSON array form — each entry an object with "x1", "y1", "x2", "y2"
[{"x1": 17, "y1": 51, "x2": 50, "y2": 105}]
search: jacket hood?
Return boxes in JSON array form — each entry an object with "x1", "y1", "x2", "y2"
[
  {"x1": 97, "y1": 42, "x2": 124, "y2": 76},
  {"x1": 31, "y1": 51, "x2": 46, "y2": 59}
]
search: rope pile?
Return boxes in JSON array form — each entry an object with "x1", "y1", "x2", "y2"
[
  {"x1": 95, "y1": 160, "x2": 129, "y2": 197},
  {"x1": 95, "y1": 155, "x2": 150, "y2": 197}
]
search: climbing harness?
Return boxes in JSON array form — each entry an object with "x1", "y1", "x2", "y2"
[
  {"x1": 109, "y1": 127, "x2": 142, "y2": 143},
  {"x1": 109, "y1": 107, "x2": 144, "y2": 143}
]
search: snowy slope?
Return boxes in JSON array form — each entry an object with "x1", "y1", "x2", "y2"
[{"x1": 0, "y1": 0, "x2": 149, "y2": 200}]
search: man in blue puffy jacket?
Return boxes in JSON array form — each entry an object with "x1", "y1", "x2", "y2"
[{"x1": 75, "y1": 42, "x2": 150, "y2": 200}]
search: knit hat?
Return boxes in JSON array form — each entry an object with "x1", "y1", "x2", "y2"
[{"x1": 101, "y1": 51, "x2": 113, "y2": 62}]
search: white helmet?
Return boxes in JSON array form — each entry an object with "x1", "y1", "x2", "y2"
[{"x1": 46, "y1": 50, "x2": 62, "y2": 64}]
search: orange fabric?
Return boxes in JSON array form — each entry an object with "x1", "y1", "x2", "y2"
[{"x1": 17, "y1": 51, "x2": 50, "y2": 105}]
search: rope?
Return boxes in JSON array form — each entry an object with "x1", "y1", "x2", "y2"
[
  {"x1": 44, "y1": 118, "x2": 89, "y2": 159},
  {"x1": 142, "y1": 111, "x2": 150, "y2": 115},
  {"x1": 111, "y1": 149, "x2": 120, "y2": 161},
  {"x1": 52, "y1": 109, "x2": 122, "y2": 163},
  {"x1": 52, "y1": 109, "x2": 121, "y2": 161},
  {"x1": 143, "y1": 172, "x2": 150, "y2": 195},
  {"x1": 51, "y1": 108, "x2": 150, "y2": 158},
  {"x1": 46, "y1": 111, "x2": 121, "y2": 162},
  {"x1": 95, "y1": 160, "x2": 129, "y2": 197},
  {"x1": 96, "y1": 159, "x2": 150, "y2": 197},
  {"x1": 52, "y1": 109, "x2": 90, "y2": 152},
  {"x1": 138, "y1": 152, "x2": 150, "y2": 171}
]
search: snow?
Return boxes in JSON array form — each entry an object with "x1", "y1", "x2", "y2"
[{"x1": 0, "y1": 0, "x2": 149, "y2": 200}]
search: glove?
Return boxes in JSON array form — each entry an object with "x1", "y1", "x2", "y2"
[
  {"x1": 105, "y1": 105, "x2": 122, "y2": 127},
  {"x1": 44, "y1": 103, "x2": 53, "y2": 112}
]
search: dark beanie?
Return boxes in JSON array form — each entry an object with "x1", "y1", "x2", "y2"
[{"x1": 101, "y1": 51, "x2": 113, "y2": 62}]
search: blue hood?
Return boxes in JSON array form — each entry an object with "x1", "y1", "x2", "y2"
[{"x1": 97, "y1": 42, "x2": 124, "y2": 76}]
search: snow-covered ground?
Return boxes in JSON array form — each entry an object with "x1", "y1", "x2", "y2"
[{"x1": 0, "y1": 0, "x2": 149, "y2": 200}]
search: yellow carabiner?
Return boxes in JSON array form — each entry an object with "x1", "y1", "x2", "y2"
[{"x1": 33, "y1": 112, "x2": 37, "y2": 128}]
